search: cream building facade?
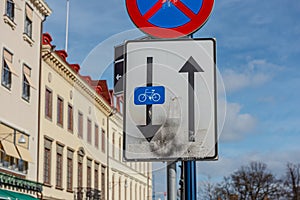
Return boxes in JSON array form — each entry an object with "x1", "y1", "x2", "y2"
[
  {"x1": 0, "y1": 0, "x2": 51, "y2": 198},
  {"x1": 108, "y1": 110, "x2": 152, "y2": 200},
  {"x1": 39, "y1": 33, "x2": 152, "y2": 200}
]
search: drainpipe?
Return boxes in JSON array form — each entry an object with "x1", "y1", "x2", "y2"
[
  {"x1": 107, "y1": 115, "x2": 110, "y2": 200},
  {"x1": 107, "y1": 108, "x2": 116, "y2": 200}
]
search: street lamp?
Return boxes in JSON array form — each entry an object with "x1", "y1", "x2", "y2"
[
  {"x1": 0, "y1": 131, "x2": 27, "y2": 144},
  {"x1": 0, "y1": 122, "x2": 31, "y2": 174},
  {"x1": 18, "y1": 134, "x2": 26, "y2": 144}
]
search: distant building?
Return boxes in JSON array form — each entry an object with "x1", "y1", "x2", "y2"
[
  {"x1": 39, "y1": 33, "x2": 152, "y2": 200},
  {"x1": 0, "y1": 0, "x2": 51, "y2": 198},
  {"x1": 108, "y1": 98, "x2": 152, "y2": 200}
]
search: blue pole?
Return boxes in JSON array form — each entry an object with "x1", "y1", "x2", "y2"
[
  {"x1": 184, "y1": 33, "x2": 197, "y2": 200},
  {"x1": 184, "y1": 161, "x2": 196, "y2": 200},
  {"x1": 191, "y1": 161, "x2": 196, "y2": 199}
]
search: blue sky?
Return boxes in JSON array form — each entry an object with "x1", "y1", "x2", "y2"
[{"x1": 44, "y1": 0, "x2": 300, "y2": 197}]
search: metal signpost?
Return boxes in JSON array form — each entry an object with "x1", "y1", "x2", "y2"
[{"x1": 123, "y1": 0, "x2": 216, "y2": 199}]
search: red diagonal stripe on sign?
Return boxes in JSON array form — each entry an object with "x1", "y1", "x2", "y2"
[
  {"x1": 171, "y1": 0, "x2": 196, "y2": 19},
  {"x1": 143, "y1": 0, "x2": 164, "y2": 20}
]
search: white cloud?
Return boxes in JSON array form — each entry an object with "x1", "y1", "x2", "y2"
[
  {"x1": 222, "y1": 59, "x2": 282, "y2": 93},
  {"x1": 197, "y1": 149, "x2": 300, "y2": 181},
  {"x1": 219, "y1": 102, "x2": 256, "y2": 142}
]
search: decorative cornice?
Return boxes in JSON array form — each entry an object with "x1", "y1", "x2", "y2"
[
  {"x1": 29, "y1": 0, "x2": 52, "y2": 17},
  {"x1": 41, "y1": 46, "x2": 112, "y2": 116}
]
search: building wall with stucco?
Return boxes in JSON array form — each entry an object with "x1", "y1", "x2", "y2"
[
  {"x1": 38, "y1": 34, "x2": 111, "y2": 199},
  {"x1": 39, "y1": 33, "x2": 152, "y2": 200},
  {"x1": 0, "y1": 0, "x2": 51, "y2": 195}
]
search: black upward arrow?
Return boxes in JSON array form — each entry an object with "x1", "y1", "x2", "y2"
[
  {"x1": 137, "y1": 57, "x2": 162, "y2": 142},
  {"x1": 179, "y1": 56, "x2": 204, "y2": 142}
]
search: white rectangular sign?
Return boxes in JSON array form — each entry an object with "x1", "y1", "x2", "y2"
[{"x1": 124, "y1": 38, "x2": 217, "y2": 161}]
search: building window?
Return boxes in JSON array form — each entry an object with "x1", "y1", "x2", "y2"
[
  {"x1": 67, "y1": 104, "x2": 73, "y2": 132},
  {"x1": 139, "y1": 185, "x2": 142, "y2": 200},
  {"x1": 87, "y1": 119, "x2": 92, "y2": 144},
  {"x1": 124, "y1": 179, "x2": 127, "y2": 200},
  {"x1": 112, "y1": 133, "x2": 115, "y2": 158},
  {"x1": 78, "y1": 112, "x2": 83, "y2": 139},
  {"x1": 119, "y1": 100, "x2": 123, "y2": 115},
  {"x1": 112, "y1": 175, "x2": 115, "y2": 200},
  {"x1": 44, "y1": 139, "x2": 52, "y2": 185},
  {"x1": 101, "y1": 129, "x2": 105, "y2": 153},
  {"x1": 22, "y1": 65, "x2": 32, "y2": 101},
  {"x1": 130, "y1": 182, "x2": 132, "y2": 200},
  {"x1": 101, "y1": 166, "x2": 105, "y2": 200},
  {"x1": 87, "y1": 159, "x2": 92, "y2": 188},
  {"x1": 95, "y1": 124, "x2": 99, "y2": 149},
  {"x1": 2, "y1": 49, "x2": 14, "y2": 89},
  {"x1": 135, "y1": 183, "x2": 138, "y2": 200},
  {"x1": 119, "y1": 177, "x2": 122, "y2": 200},
  {"x1": 94, "y1": 163, "x2": 99, "y2": 189},
  {"x1": 77, "y1": 158, "x2": 83, "y2": 188},
  {"x1": 45, "y1": 88, "x2": 53, "y2": 119},
  {"x1": 56, "y1": 144, "x2": 63, "y2": 188},
  {"x1": 24, "y1": 4, "x2": 33, "y2": 38},
  {"x1": 67, "y1": 149, "x2": 73, "y2": 192},
  {"x1": 5, "y1": 0, "x2": 15, "y2": 21},
  {"x1": 57, "y1": 96, "x2": 64, "y2": 127},
  {"x1": 119, "y1": 137, "x2": 122, "y2": 161}
]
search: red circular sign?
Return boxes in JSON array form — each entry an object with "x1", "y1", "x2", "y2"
[{"x1": 126, "y1": 0, "x2": 214, "y2": 38}]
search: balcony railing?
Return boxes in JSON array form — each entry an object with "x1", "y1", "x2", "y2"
[{"x1": 74, "y1": 187, "x2": 101, "y2": 200}]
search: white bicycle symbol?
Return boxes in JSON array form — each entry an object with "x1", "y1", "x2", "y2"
[{"x1": 138, "y1": 89, "x2": 161, "y2": 103}]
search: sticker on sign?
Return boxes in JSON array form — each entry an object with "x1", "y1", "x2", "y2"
[{"x1": 134, "y1": 86, "x2": 165, "y2": 105}]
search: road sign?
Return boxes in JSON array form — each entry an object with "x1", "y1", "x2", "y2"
[
  {"x1": 114, "y1": 44, "x2": 125, "y2": 95},
  {"x1": 126, "y1": 0, "x2": 214, "y2": 38},
  {"x1": 124, "y1": 38, "x2": 217, "y2": 161}
]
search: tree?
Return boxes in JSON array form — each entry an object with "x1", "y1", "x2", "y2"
[
  {"x1": 285, "y1": 163, "x2": 300, "y2": 200},
  {"x1": 214, "y1": 176, "x2": 234, "y2": 200},
  {"x1": 230, "y1": 161, "x2": 282, "y2": 200},
  {"x1": 199, "y1": 176, "x2": 217, "y2": 200}
]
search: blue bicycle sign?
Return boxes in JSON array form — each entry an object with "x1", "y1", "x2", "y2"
[{"x1": 134, "y1": 86, "x2": 165, "y2": 105}]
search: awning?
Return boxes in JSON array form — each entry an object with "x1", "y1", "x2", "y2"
[
  {"x1": 0, "y1": 189, "x2": 11, "y2": 199},
  {"x1": 4, "y1": 59, "x2": 18, "y2": 76},
  {"x1": 24, "y1": 74, "x2": 36, "y2": 89},
  {"x1": 25, "y1": 4, "x2": 33, "y2": 21},
  {"x1": 1, "y1": 140, "x2": 19, "y2": 159},
  {"x1": 16, "y1": 146, "x2": 33, "y2": 163},
  {"x1": 0, "y1": 189, "x2": 39, "y2": 200}
]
